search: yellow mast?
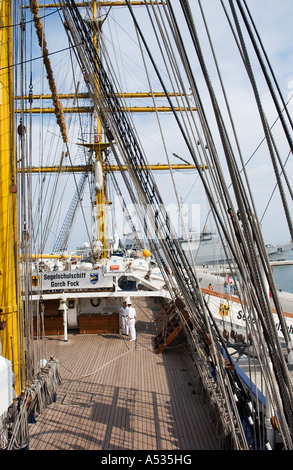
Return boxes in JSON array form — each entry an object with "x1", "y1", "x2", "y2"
[
  {"x1": 24, "y1": 163, "x2": 203, "y2": 173},
  {"x1": 17, "y1": 105, "x2": 196, "y2": 113},
  {"x1": 93, "y1": 0, "x2": 108, "y2": 258},
  {"x1": 0, "y1": 0, "x2": 24, "y2": 396}
]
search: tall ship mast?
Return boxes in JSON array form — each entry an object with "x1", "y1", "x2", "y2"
[
  {"x1": 0, "y1": 0, "x2": 293, "y2": 452},
  {"x1": 0, "y1": 0, "x2": 24, "y2": 400}
]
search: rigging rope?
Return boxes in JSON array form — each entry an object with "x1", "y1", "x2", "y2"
[
  {"x1": 134, "y1": 6, "x2": 198, "y2": 273},
  {"x1": 227, "y1": 0, "x2": 293, "y2": 242},
  {"x1": 56, "y1": 0, "x2": 256, "y2": 449},
  {"x1": 179, "y1": 0, "x2": 293, "y2": 444},
  {"x1": 3, "y1": 358, "x2": 61, "y2": 450},
  {"x1": 238, "y1": 0, "x2": 293, "y2": 142}
]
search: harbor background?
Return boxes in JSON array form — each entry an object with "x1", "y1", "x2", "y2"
[{"x1": 273, "y1": 250, "x2": 293, "y2": 294}]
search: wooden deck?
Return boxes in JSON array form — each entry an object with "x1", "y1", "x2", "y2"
[{"x1": 28, "y1": 297, "x2": 221, "y2": 451}]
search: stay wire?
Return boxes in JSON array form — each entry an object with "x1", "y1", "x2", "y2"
[
  {"x1": 125, "y1": 0, "x2": 256, "y2": 448},
  {"x1": 228, "y1": 0, "x2": 293, "y2": 440},
  {"x1": 126, "y1": 6, "x2": 268, "y2": 414},
  {"x1": 171, "y1": 2, "x2": 293, "y2": 446},
  {"x1": 234, "y1": 0, "x2": 293, "y2": 208},
  {"x1": 142, "y1": 1, "x2": 199, "y2": 272},
  {"x1": 228, "y1": 0, "x2": 293, "y2": 242},
  {"x1": 240, "y1": 0, "x2": 293, "y2": 134}
]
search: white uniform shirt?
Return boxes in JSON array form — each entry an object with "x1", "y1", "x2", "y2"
[
  {"x1": 120, "y1": 306, "x2": 129, "y2": 317},
  {"x1": 127, "y1": 306, "x2": 136, "y2": 320}
]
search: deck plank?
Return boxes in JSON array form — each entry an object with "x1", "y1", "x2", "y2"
[{"x1": 28, "y1": 297, "x2": 221, "y2": 450}]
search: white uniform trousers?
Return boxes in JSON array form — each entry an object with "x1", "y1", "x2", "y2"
[
  {"x1": 129, "y1": 318, "x2": 136, "y2": 340},
  {"x1": 127, "y1": 306, "x2": 136, "y2": 340},
  {"x1": 120, "y1": 306, "x2": 129, "y2": 335},
  {"x1": 121, "y1": 315, "x2": 129, "y2": 335}
]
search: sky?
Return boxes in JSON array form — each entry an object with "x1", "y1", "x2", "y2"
[{"x1": 22, "y1": 1, "x2": 293, "y2": 251}]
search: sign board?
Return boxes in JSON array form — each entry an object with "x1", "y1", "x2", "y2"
[{"x1": 31, "y1": 269, "x2": 114, "y2": 291}]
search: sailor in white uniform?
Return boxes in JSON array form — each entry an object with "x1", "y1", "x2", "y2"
[
  {"x1": 119, "y1": 299, "x2": 129, "y2": 335},
  {"x1": 127, "y1": 299, "x2": 136, "y2": 341}
]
